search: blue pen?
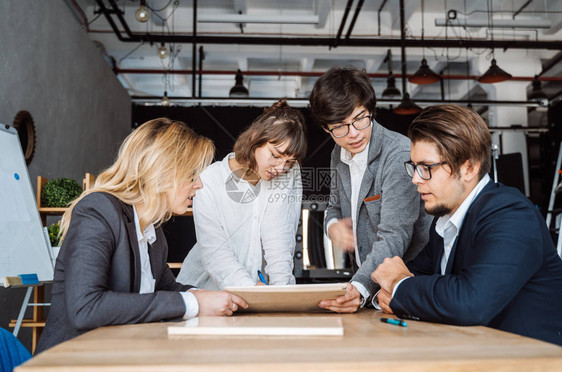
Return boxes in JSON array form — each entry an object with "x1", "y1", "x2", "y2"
[
  {"x1": 380, "y1": 317, "x2": 407, "y2": 327},
  {"x1": 257, "y1": 270, "x2": 268, "y2": 285}
]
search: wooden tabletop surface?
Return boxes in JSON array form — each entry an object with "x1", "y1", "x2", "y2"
[{"x1": 18, "y1": 310, "x2": 562, "y2": 371}]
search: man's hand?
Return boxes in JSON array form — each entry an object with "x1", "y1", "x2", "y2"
[
  {"x1": 318, "y1": 283, "x2": 361, "y2": 313},
  {"x1": 377, "y1": 288, "x2": 394, "y2": 314},
  {"x1": 327, "y1": 218, "x2": 355, "y2": 252},
  {"x1": 371, "y1": 256, "x2": 414, "y2": 294},
  {"x1": 191, "y1": 290, "x2": 248, "y2": 316}
]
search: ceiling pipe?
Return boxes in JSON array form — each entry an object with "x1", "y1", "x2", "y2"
[
  {"x1": 345, "y1": 0, "x2": 365, "y2": 40},
  {"x1": 435, "y1": 16, "x2": 552, "y2": 29},
  {"x1": 198, "y1": 46, "x2": 204, "y2": 98},
  {"x1": 377, "y1": 0, "x2": 389, "y2": 36},
  {"x1": 513, "y1": 0, "x2": 533, "y2": 19},
  {"x1": 105, "y1": 33, "x2": 562, "y2": 50},
  {"x1": 105, "y1": 0, "x2": 136, "y2": 39},
  {"x1": 93, "y1": 0, "x2": 562, "y2": 50},
  {"x1": 192, "y1": 0, "x2": 197, "y2": 98},
  {"x1": 399, "y1": 0, "x2": 407, "y2": 95},
  {"x1": 197, "y1": 14, "x2": 320, "y2": 24},
  {"x1": 395, "y1": 0, "x2": 421, "y2": 115},
  {"x1": 334, "y1": 0, "x2": 354, "y2": 47},
  {"x1": 131, "y1": 97, "x2": 547, "y2": 108},
  {"x1": 115, "y1": 68, "x2": 562, "y2": 82}
]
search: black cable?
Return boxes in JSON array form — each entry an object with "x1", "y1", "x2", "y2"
[{"x1": 87, "y1": 13, "x2": 102, "y2": 26}]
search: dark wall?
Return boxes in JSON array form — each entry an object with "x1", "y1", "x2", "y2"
[
  {"x1": 0, "y1": 0, "x2": 131, "y2": 352},
  {"x1": 132, "y1": 104, "x2": 418, "y2": 264}
]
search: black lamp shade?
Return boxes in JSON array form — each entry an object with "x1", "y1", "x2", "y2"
[
  {"x1": 229, "y1": 69, "x2": 249, "y2": 97},
  {"x1": 382, "y1": 74, "x2": 401, "y2": 98},
  {"x1": 394, "y1": 93, "x2": 422, "y2": 115},
  {"x1": 477, "y1": 59, "x2": 512, "y2": 84},
  {"x1": 409, "y1": 59, "x2": 441, "y2": 85},
  {"x1": 528, "y1": 75, "x2": 548, "y2": 101}
]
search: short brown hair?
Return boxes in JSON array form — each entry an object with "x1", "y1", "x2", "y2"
[
  {"x1": 309, "y1": 66, "x2": 377, "y2": 129},
  {"x1": 408, "y1": 104, "x2": 491, "y2": 179},
  {"x1": 234, "y1": 100, "x2": 307, "y2": 171}
]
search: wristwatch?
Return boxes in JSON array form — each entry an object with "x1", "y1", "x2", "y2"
[{"x1": 359, "y1": 293, "x2": 367, "y2": 308}]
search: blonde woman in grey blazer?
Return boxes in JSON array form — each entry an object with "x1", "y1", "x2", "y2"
[
  {"x1": 309, "y1": 67, "x2": 432, "y2": 313},
  {"x1": 36, "y1": 119, "x2": 247, "y2": 353}
]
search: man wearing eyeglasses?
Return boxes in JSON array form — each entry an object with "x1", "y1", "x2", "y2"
[
  {"x1": 309, "y1": 66, "x2": 432, "y2": 313},
  {"x1": 372, "y1": 104, "x2": 562, "y2": 345}
]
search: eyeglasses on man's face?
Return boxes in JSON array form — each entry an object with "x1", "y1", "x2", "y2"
[
  {"x1": 404, "y1": 160, "x2": 447, "y2": 180},
  {"x1": 326, "y1": 114, "x2": 372, "y2": 138}
]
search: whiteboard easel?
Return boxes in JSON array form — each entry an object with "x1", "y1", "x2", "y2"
[{"x1": 0, "y1": 124, "x2": 54, "y2": 340}]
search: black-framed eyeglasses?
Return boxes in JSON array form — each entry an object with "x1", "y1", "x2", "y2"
[
  {"x1": 404, "y1": 160, "x2": 447, "y2": 180},
  {"x1": 327, "y1": 115, "x2": 372, "y2": 138}
]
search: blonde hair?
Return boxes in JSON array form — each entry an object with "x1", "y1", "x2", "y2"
[{"x1": 59, "y1": 118, "x2": 215, "y2": 242}]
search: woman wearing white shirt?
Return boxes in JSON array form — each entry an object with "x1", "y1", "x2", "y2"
[{"x1": 177, "y1": 100, "x2": 307, "y2": 289}]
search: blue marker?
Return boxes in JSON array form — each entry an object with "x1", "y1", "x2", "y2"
[
  {"x1": 257, "y1": 270, "x2": 268, "y2": 285},
  {"x1": 380, "y1": 317, "x2": 407, "y2": 327},
  {"x1": 14, "y1": 173, "x2": 20, "y2": 180}
]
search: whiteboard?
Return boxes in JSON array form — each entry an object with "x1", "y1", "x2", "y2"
[{"x1": 0, "y1": 125, "x2": 54, "y2": 283}]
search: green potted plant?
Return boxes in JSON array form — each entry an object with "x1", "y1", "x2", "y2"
[
  {"x1": 47, "y1": 220, "x2": 62, "y2": 260},
  {"x1": 41, "y1": 178, "x2": 82, "y2": 208},
  {"x1": 47, "y1": 221, "x2": 61, "y2": 247}
]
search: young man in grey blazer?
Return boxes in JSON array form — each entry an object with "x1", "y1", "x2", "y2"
[{"x1": 310, "y1": 66, "x2": 431, "y2": 312}]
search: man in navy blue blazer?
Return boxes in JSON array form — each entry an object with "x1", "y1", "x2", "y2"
[{"x1": 372, "y1": 104, "x2": 562, "y2": 346}]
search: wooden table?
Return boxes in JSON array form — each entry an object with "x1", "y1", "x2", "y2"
[{"x1": 18, "y1": 311, "x2": 562, "y2": 371}]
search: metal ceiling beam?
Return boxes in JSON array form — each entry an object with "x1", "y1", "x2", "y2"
[
  {"x1": 400, "y1": 0, "x2": 407, "y2": 94},
  {"x1": 513, "y1": 0, "x2": 533, "y2": 19},
  {"x1": 435, "y1": 16, "x2": 552, "y2": 29},
  {"x1": 97, "y1": 32, "x2": 562, "y2": 50},
  {"x1": 94, "y1": 0, "x2": 562, "y2": 50},
  {"x1": 130, "y1": 97, "x2": 547, "y2": 108},
  {"x1": 377, "y1": 0, "x2": 389, "y2": 36},
  {"x1": 115, "y1": 68, "x2": 562, "y2": 81},
  {"x1": 197, "y1": 14, "x2": 320, "y2": 24},
  {"x1": 345, "y1": 0, "x2": 364, "y2": 40},
  {"x1": 192, "y1": 0, "x2": 197, "y2": 98},
  {"x1": 334, "y1": 0, "x2": 354, "y2": 47}
]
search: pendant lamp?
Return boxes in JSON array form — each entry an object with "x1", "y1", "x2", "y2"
[
  {"x1": 477, "y1": 59, "x2": 512, "y2": 84},
  {"x1": 394, "y1": 93, "x2": 422, "y2": 115},
  {"x1": 409, "y1": 59, "x2": 441, "y2": 85},
  {"x1": 229, "y1": 69, "x2": 249, "y2": 97}
]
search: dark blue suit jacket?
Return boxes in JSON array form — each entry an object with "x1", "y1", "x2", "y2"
[{"x1": 391, "y1": 181, "x2": 562, "y2": 345}]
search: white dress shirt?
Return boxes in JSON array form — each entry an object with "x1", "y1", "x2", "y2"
[
  {"x1": 326, "y1": 142, "x2": 371, "y2": 302},
  {"x1": 391, "y1": 174, "x2": 491, "y2": 297},
  {"x1": 133, "y1": 206, "x2": 198, "y2": 319},
  {"x1": 176, "y1": 153, "x2": 302, "y2": 289}
]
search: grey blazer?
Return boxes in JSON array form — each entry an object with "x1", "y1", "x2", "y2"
[
  {"x1": 325, "y1": 121, "x2": 432, "y2": 295},
  {"x1": 36, "y1": 192, "x2": 192, "y2": 353}
]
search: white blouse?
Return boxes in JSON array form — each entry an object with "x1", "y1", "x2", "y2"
[{"x1": 176, "y1": 153, "x2": 302, "y2": 289}]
